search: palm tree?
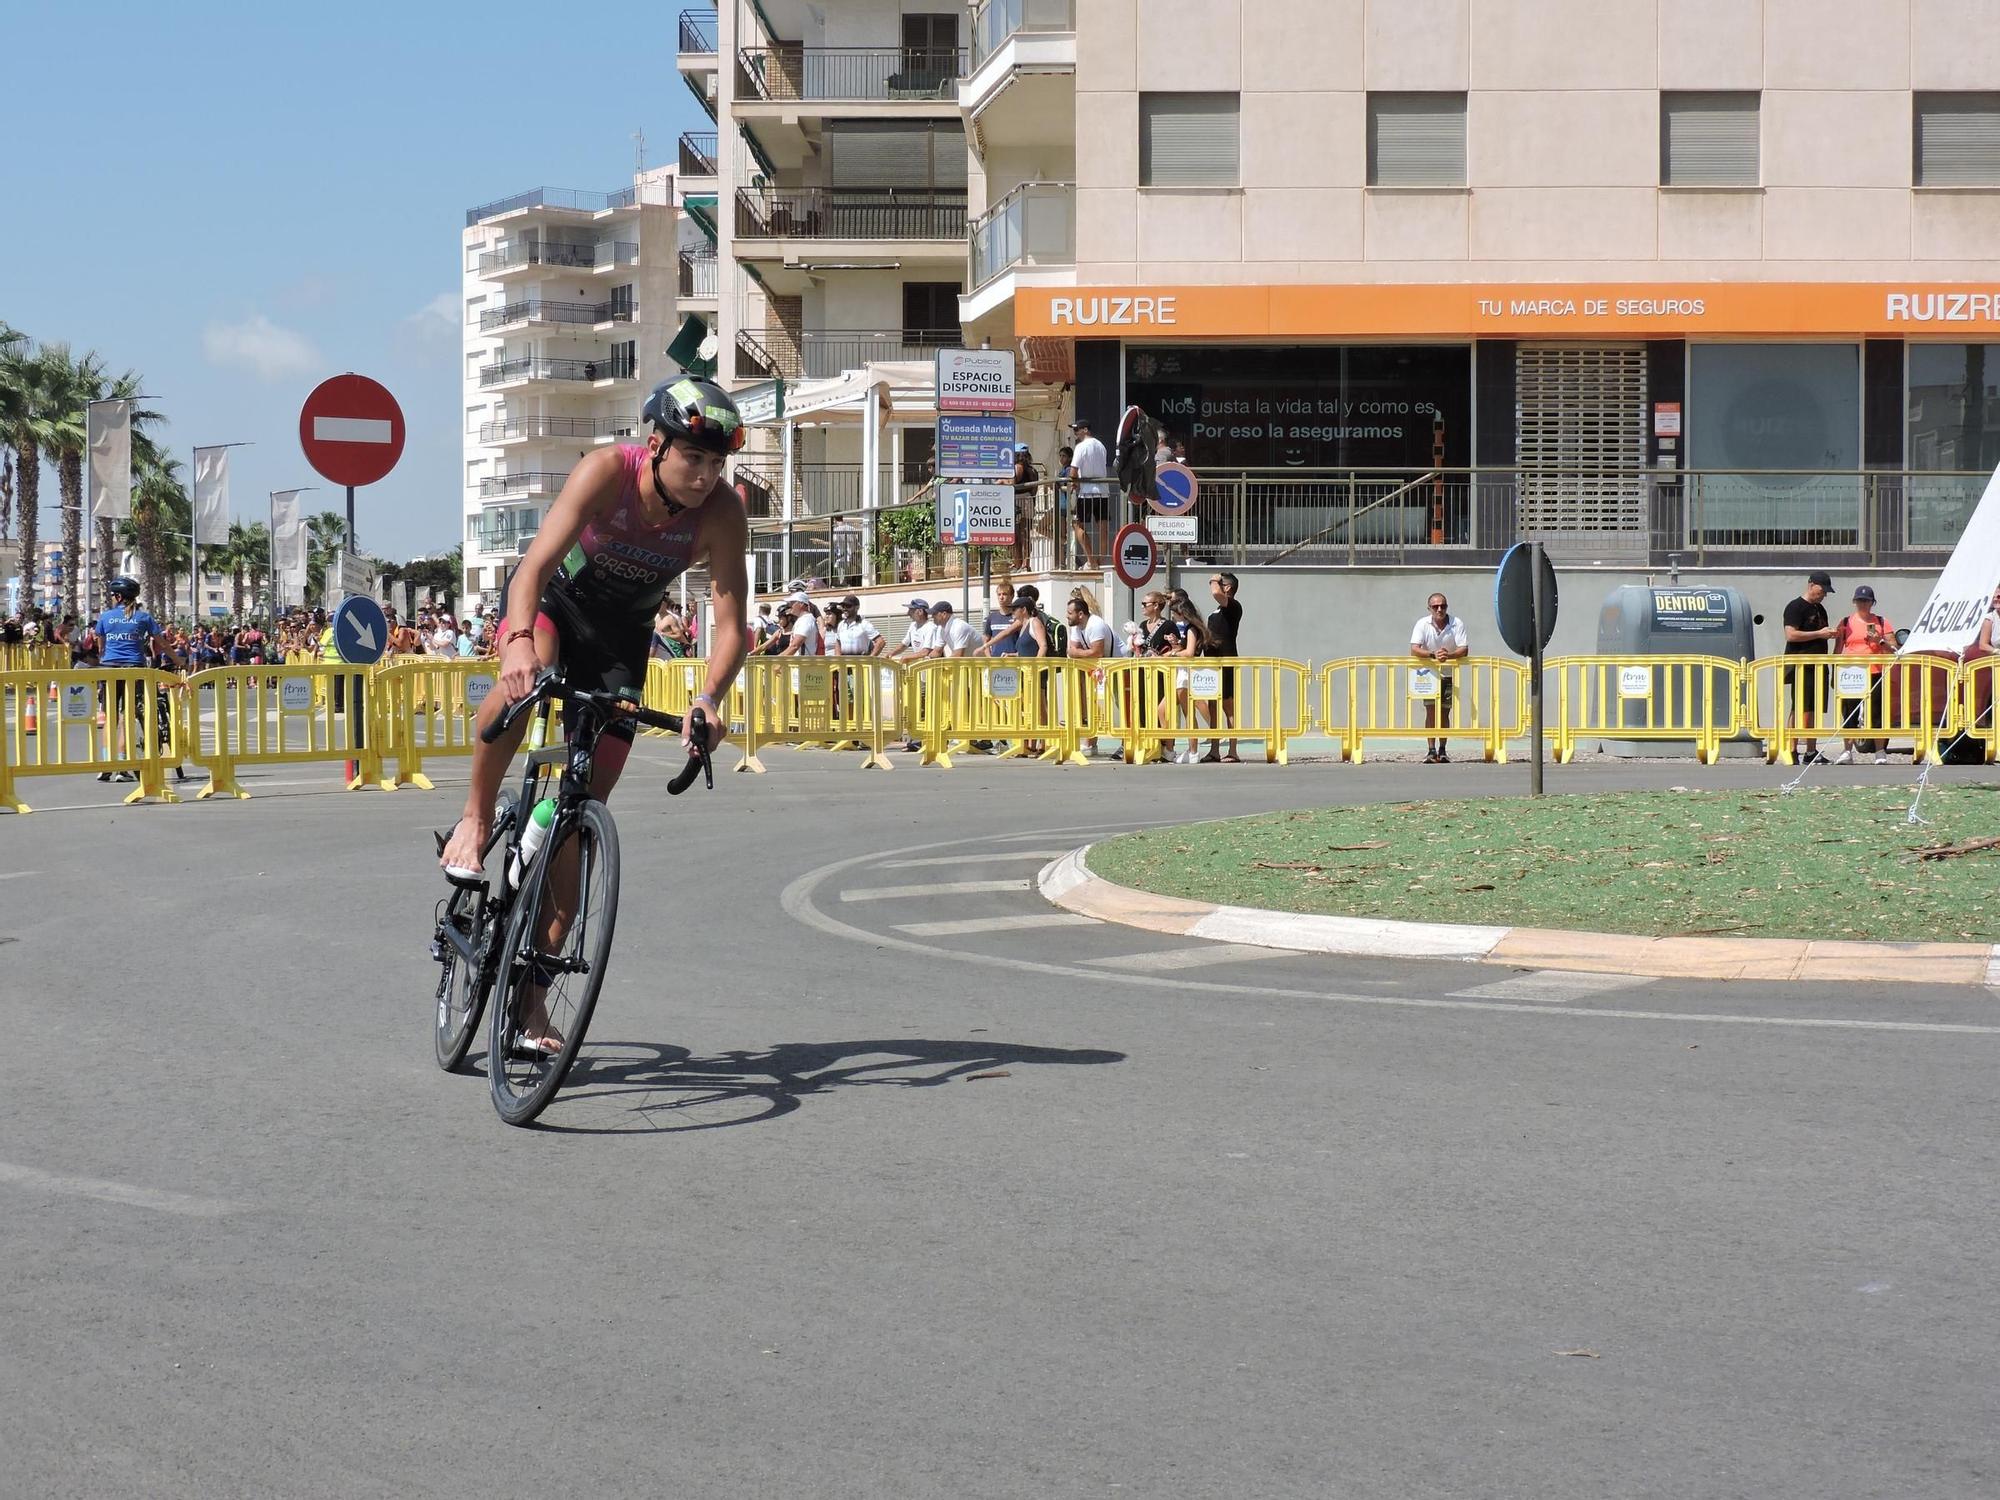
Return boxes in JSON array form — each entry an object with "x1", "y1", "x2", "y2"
[
  {"x1": 225, "y1": 519, "x2": 271, "y2": 619},
  {"x1": 0, "y1": 321, "x2": 24, "y2": 546},
  {"x1": 125, "y1": 449, "x2": 190, "y2": 616},
  {"x1": 0, "y1": 336, "x2": 57, "y2": 609},
  {"x1": 306, "y1": 511, "x2": 348, "y2": 606},
  {"x1": 37, "y1": 342, "x2": 100, "y2": 616}
]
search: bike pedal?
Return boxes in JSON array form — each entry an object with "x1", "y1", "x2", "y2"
[{"x1": 443, "y1": 868, "x2": 488, "y2": 892}]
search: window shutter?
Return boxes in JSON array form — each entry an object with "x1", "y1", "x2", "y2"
[
  {"x1": 828, "y1": 123, "x2": 967, "y2": 190},
  {"x1": 1368, "y1": 94, "x2": 1466, "y2": 187},
  {"x1": 1661, "y1": 92, "x2": 1759, "y2": 186},
  {"x1": 1916, "y1": 93, "x2": 2000, "y2": 186},
  {"x1": 1139, "y1": 94, "x2": 1240, "y2": 187}
]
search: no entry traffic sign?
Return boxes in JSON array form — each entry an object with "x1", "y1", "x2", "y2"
[
  {"x1": 299, "y1": 374, "x2": 405, "y2": 488},
  {"x1": 1112, "y1": 522, "x2": 1157, "y2": 589}
]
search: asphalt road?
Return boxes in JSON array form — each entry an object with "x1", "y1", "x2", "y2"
[{"x1": 5, "y1": 748, "x2": 1998, "y2": 1499}]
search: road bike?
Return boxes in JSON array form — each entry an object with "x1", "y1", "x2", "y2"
[{"x1": 429, "y1": 668, "x2": 712, "y2": 1125}]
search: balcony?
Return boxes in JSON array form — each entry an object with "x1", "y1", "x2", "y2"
[
  {"x1": 736, "y1": 44, "x2": 964, "y2": 104},
  {"x1": 478, "y1": 354, "x2": 638, "y2": 390},
  {"x1": 735, "y1": 187, "x2": 969, "y2": 243},
  {"x1": 469, "y1": 511, "x2": 543, "y2": 555},
  {"x1": 476, "y1": 471, "x2": 570, "y2": 501},
  {"x1": 479, "y1": 299, "x2": 634, "y2": 334},
  {"x1": 678, "y1": 248, "x2": 718, "y2": 300},
  {"x1": 678, "y1": 9, "x2": 717, "y2": 58},
  {"x1": 964, "y1": 181, "x2": 1075, "y2": 325},
  {"x1": 963, "y1": 0, "x2": 1075, "y2": 137},
  {"x1": 475, "y1": 240, "x2": 601, "y2": 278},
  {"x1": 466, "y1": 186, "x2": 619, "y2": 228},
  {"x1": 678, "y1": 131, "x2": 719, "y2": 178},
  {"x1": 478, "y1": 415, "x2": 636, "y2": 446},
  {"x1": 732, "y1": 463, "x2": 927, "y2": 520},
  {"x1": 801, "y1": 329, "x2": 956, "y2": 379},
  {"x1": 736, "y1": 328, "x2": 799, "y2": 382}
]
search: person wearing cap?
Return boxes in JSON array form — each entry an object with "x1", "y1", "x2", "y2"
[
  {"x1": 1782, "y1": 570, "x2": 1839, "y2": 765},
  {"x1": 889, "y1": 598, "x2": 942, "y2": 663},
  {"x1": 774, "y1": 593, "x2": 823, "y2": 657},
  {"x1": 931, "y1": 600, "x2": 979, "y2": 657},
  {"x1": 1834, "y1": 584, "x2": 1895, "y2": 764},
  {"x1": 831, "y1": 596, "x2": 885, "y2": 658},
  {"x1": 1068, "y1": 417, "x2": 1110, "y2": 569}
]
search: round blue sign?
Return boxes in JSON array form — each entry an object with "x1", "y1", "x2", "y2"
[
  {"x1": 330, "y1": 594, "x2": 389, "y2": 665},
  {"x1": 1149, "y1": 461, "x2": 1200, "y2": 516}
]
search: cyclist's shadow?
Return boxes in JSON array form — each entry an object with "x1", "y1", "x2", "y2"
[{"x1": 501, "y1": 1037, "x2": 1126, "y2": 1134}]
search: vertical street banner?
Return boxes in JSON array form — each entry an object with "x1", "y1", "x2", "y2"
[
  {"x1": 87, "y1": 400, "x2": 132, "y2": 520},
  {"x1": 270, "y1": 490, "x2": 307, "y2": 606},
  {"x1": 193, "y1": 447, "x2": 230, "y2": 545}
]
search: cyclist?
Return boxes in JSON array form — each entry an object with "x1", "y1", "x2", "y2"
[
  {"x1": 439, "y1": 378, "x2": 750, "y2": 1035},
  {"x1": 94, "y1": 575, "x2": 163, "y2": 782}
]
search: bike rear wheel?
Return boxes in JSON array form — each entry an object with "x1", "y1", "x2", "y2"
[
  {"x1": 432, "y1": 791, "x2": 517, "y2": 1071},
  {"x1": 487, "y1": 798, "x2": 620, "y2": 1126}
]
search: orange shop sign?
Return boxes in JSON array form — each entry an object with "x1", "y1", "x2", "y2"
[{"x1": 1015, "y1": 284, "x2": 2000, "y2": 338}]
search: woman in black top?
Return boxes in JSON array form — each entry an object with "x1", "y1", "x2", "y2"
[{"x1": 1202, "y1": 572, "x2": 1242, "y2": 762}]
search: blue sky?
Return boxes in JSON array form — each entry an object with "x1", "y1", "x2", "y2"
[{"x1": 3, "y1": 0, "x2": 707, "y2": 561}]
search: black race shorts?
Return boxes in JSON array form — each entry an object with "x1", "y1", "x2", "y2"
[{"x1": 502, "y1": 578, "x2": 651, "y2": 744}]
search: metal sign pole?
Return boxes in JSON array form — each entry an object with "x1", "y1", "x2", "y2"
[{"x1": 1529, "y1": 539, "x2": 1545, "y2": 797}]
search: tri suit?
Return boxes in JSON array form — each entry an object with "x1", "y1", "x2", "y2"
[{"x1": 501, "y1": 445, "x2": 702, "y2": 746}]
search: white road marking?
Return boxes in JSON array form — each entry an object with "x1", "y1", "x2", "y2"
[
  {"x1": 1452, "y1": 970, "x2": 1658, "y2": 1004},
  {"x1": 0, "y1": 1160, "x2": 235, "y2": 1217},
  {"x1": 878, "y1": 850, "x2": 1070, "y2": 869},
  {"x1": 842, "y1": 879, "x2": 1032, "y2": 902},
  {"x1": 896, "y1": 913, "x2": 1101, "y2": 937},
  {"x1": 1084, "y1": 943, "x2": 1305, "y2": 973},
  {"x1": 0, "y1": 870, "x2": 38, "y2": 882}
]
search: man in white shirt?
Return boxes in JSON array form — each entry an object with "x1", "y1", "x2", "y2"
[
  {"x1": 1410, "y1": 591, "x2": 1470, "y2": 763},
  {"x1": 777, "y1": 594, "x2": 822, "y2": 656},
  {"x1": 889, "y1": 598, "x2": 941, "y2": 662},
  {"x1": 831, "y1": 595, "x2": 884, "y2": 657},
  {"x1": 1065, "y1": 593, "x2": 1117, "y2": 756},
  {"x1": 1069, "y1": 418, "x2": 1111, "y2": 570},
  {"x1": 931, "y1": 600, "x2": 979, "y2": 657}
]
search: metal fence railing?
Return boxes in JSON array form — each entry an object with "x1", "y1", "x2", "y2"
[
  {"x1": 468, "y1": 514, "x2": 543, "y2": 554},
  {"x1": 465, "y1": 187, "x2": 617, "y2": 227},
  {"x1": 970, "y1": 180, "x2": 1075, "y2": 288},
  {"x1": 801, "y1": 330, "x2": 955, "y2": 379},
  {"x1": 678, "y1": 248, "x2": 718, "y2": 298},
  {"x1": 736, "y1": 187, "x2": 969, "y2": 241},
  {"x1": 475, "y1": 241, "x2": 599, "y2": 275},
  {"x1": 678, "y1": 8, "x2": 717, "y2": 54},
  {"x1": 476, "y1": 471, "x2": 570, "y2": 500},
  {"x1": 477, "y1": 355, "x2": 636, "y2": 388},
  {"x1": 679, "y1": 131, "x2": 719, "y2": 175},
  {"x1": 477, "y1": 415, "x2": 633, "y2": 445},
  {"x1": 736, "y1": 44, "x2": 965, "y2": 102},
  {"x1": 971, "y1": 0, "x2": 1074, "y2": 69},
  {"x1": 477, "y1": 299, "x2": 629, "y2": 333}
]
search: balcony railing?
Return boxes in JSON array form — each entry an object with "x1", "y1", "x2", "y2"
[
  {"x1": 802, "y1": 329, "x2": 957, "y2": 379},
  {"x1": 732, "y1": 463, "x2": 927, "y2": 520},
  {"x1": 476, "y1": 471, "x2": 571, "y2": 500},
  {"x1": 678, "y1": 248, "x2": 718, "y2": 298},
  {"x1": 465, "y1": 187, "x2": 618, "y2": 227},
  {"x1": 679, "y1": 8, "x2": 717, "y2": 55},
  {"x1": 469, "y1": 514, "x2": 543, "y2": 553},
  {"x1": 736, "y1": 44, "x2": 965, "y2": 103},
  {"x1": 736, "y1": 187, "x2": 969, "y2": 242},
  {"x1": 678, "y1": 131, "x2": 719, "y2": 176},
  {"x1": 736, "y1": 328, "x2": 798, "y2": 381},
  {"x1": 970, "y1": 180, "x2": 1075, "y2": 288},
  {"x1": 476, "y1": 241, "x2": 600, "y2": 275},
  {"x1": 478, "y1": 415, "x2": 635, "y2": 445},
  {"x1": 595, "y1": 240, "x2": 639, "y2": 270},
  {"x1": 478, "y1": 355, "x2": 637, "y2": 388},
  {"x1": 971, "y1": 0, "x2": 1075, "y2": 68},
  {"x1": 478, "y1": 299, "x2": 633, "y2": 332}
]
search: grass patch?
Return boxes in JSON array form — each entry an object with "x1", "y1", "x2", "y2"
[{"x1": 1087, "y1": 784, "x2": 2000, "y2": 943}]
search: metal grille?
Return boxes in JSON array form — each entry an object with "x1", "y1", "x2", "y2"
[{"x1": 1516, "y1": 344, "x2": 1648, "y2": 559}]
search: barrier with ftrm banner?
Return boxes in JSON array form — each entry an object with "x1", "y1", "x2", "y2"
[
  {"x1": 1319, "y1": 656, "x2": 1527, "y2": 764},
  {"x1": 905, "y1": 657, "x2": 1077, "y2": 767},
  {"x1": 1753, "y1": 652, "x2": 1959, "y2": 765},
  {"x1": 0, "y1": 668, "x2": 183, "y2": 813},
  {"x1": 1105, "y1": 658, "x2": 1309, "y2": 765},
  {"x1": 737, "y1": 656, "x2": 898, "y2": 771},
  {"x1": 1548, "y1": 654, "x2": 1744, "y2": 765},
  {"x1": 182, "y1": 663, "x2": 382, "y2": 798},
  {"x1": 373, "y1": 658, "x2": 501, "y2": 790}
]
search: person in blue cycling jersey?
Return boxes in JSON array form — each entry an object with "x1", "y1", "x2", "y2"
[
  {"x1": 438, "y1": 376, "x2": 751, "y2": 878},
  {"x1": 95, "y1": 575, "x2": 163, "y2": 782}
]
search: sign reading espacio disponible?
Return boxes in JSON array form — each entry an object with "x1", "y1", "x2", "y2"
[
  {"x1": 1017, "y1": 284, "x2": 2000, "y2": 338},
  {"x1": 934, "y1": 348, "x2": 1016, "y2": 411}
]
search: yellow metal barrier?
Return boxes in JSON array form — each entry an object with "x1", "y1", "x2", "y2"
[
  {"x1": 642, "y1": 658, "x2": 749, "y2": 740},
  {"x1": 183, "y1": 663, "x2": 382, "y2": 798},
  {"x1": 1549, "y1": 654, "x2": 1744, "y2": 765},
  {"x1": 1106, "y1": 658, "x2": 1309, "y2": 765},
  {"x1": 0, "y1": 643, "x2": 70, "y2": 673},
  {"x1": 906, "y1": 658, "x2": 1080, "y2": 767},
  {"x1": 1963, "y1": 656, "x2": 1997, "y2": 763},
  {"x1": 0, "y1": 668, "x2": 183, "y2": 813},
  {"x1": 1746, "y1": 653, "x2": 1959, "y2": 765},
  {"x1": 1318, "y1": 656, "x2": 1526, "y2": 763},
  {"x1": 737, "y1": 656, "x2": 896, "y2": 772},
  {"x1": 373, "y1": 659, "x2": 501, "y2": 790}
]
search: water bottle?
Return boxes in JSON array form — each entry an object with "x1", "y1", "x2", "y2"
[{"x1": 508, "y1": 798, "x2": 556, "y2": 888}]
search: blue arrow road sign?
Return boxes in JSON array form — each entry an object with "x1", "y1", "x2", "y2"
[{"x1": 331, "y1": 594, "x2": 388, "y2": 665}]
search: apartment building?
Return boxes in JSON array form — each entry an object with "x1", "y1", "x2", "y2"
[{"x1": 458, "y1": 172, "x2": 687, "y2": 604}]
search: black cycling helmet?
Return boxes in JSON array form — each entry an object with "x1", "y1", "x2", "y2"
[
  {"x1": 107, "y1": 574, "x2": 140, "y2": 601},
  {"x1": 642, "y1": 376, "x2": 745, "y2": 455}
]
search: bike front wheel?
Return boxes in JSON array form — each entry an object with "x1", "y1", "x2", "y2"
[
  {"x1": 432, "y1": 791, "x2": 518, "y2": 1071},
  {"x1": 487, "y1": 798, "x2": 621, "y2": 1126}
]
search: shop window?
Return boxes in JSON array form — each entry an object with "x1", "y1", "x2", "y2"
[
  {"x1": 1688, "y1": 344, "x2": 1861, "y2": 543},
  {"x1": 1661, "y1": 92, "x2": 1759, "y2": 187},
  {"x1": 1140, "y1": 93, "x2": 1240, "y2": 188},
  {"x1": 1367, "y1": 93, "x2": 1465, "y2": 187},
  {"x1": 1915, "y1": 93, "x2": 2000, "y2": 185},
  {"x1": 1909, "y1": 343, "x2": 2000, "y2": 469}
]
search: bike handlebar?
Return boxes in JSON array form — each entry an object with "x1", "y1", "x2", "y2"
[{"x1": 481, "y1": 667, "x2": 715, "y2": 793}]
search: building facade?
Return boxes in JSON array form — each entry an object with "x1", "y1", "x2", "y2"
[{"x1": 458, "y1": 172, "x2": 687, "y2": 604}]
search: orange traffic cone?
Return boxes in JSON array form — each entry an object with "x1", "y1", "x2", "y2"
[{"x1": 21, "y1": 685, "x2": 37, "y2": 736}]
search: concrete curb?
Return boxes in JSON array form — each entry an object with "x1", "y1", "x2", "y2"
[{"x1": 1038, "y1": 847, "x2": 2000, "y2": 987}]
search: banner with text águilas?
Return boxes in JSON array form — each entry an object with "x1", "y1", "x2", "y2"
[{"x1": 1015, "y1": 284, "x2": 2000, "y2": 339}]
